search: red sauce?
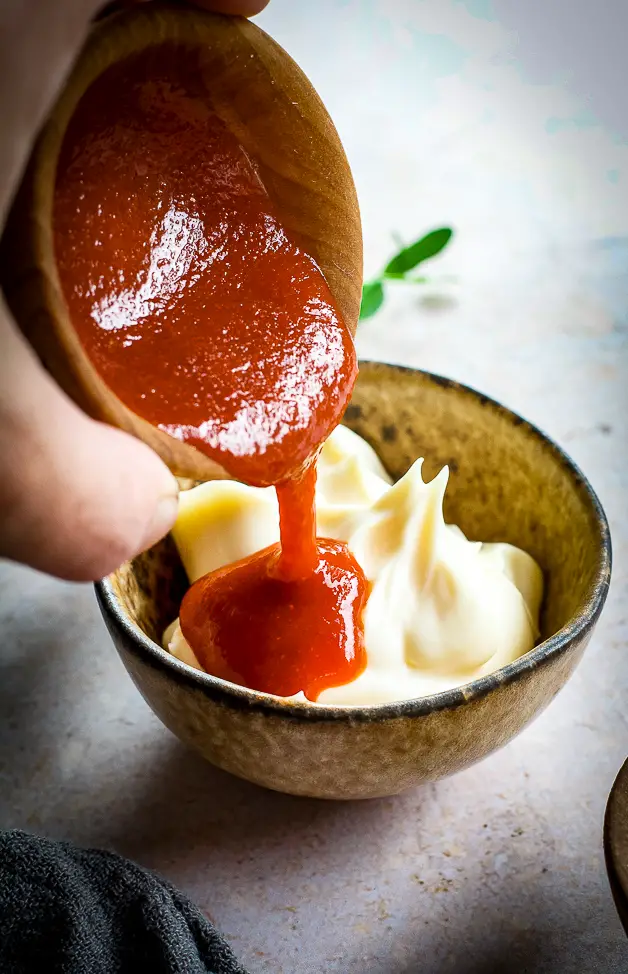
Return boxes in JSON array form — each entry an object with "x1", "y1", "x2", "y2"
[
  {"x1": 180, "y1": 535, "x2": 368, "y2": 701},
  {"x1": 54, "y1": 47, "x2": 367, "y2": 699}
]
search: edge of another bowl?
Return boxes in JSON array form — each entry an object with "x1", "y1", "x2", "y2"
[
  {"x1": 605, "y1": 757, "x2": 628, "y2": 935},
  {"x1": 96, "y1": 363, "x2": 612, "y2": 724}
]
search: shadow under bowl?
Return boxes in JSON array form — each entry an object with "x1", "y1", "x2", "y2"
[{"x1": 96, "y1": 361, "x2": 611, "y2": 800}]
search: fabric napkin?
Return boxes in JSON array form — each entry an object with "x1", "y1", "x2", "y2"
[{"x1": 0, "y1": 830, "x2": 249, "y2": 974}]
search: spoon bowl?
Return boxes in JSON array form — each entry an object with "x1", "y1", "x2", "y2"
[{"x1": 0, "y1": 1, "x2": 362, "y2": 482}]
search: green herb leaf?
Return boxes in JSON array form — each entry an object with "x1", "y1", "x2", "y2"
[
  {"x1": 384, "y1": 227, "x2": 453, "y2": 276},
  {"x1": 359, "y1": 280, "x2": 385, "y2": 320},
  {"x1": 382, "y1": 272, "x2": 429, "y2": 283},
  {"x1": 381, "y1": 271, "x2": 406, "y2": 281}
]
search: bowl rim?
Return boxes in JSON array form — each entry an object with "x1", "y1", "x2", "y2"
[{"x1": 96, "y1": 362, "x2": 612, "y2": 724}]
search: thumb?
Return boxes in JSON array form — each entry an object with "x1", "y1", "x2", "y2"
[
  {"x1": 0, "y1": 302, "x2": 179, "y2": 581},
  {"x1": 190, "y1": 1, "x2": 271, "y2": 14}
]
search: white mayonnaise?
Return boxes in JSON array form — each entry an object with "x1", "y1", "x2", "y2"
[{"x1": 163, "y1": 425, "x2": 543, "y2": 706}]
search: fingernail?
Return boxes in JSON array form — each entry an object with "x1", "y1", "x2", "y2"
[{"x1": 139, "y1": 485, "x2": 180, "y2": 552}]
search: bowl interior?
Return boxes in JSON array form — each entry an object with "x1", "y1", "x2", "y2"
[{"x1": 110, "y1": 362, "x2": 609, "y2": 669}]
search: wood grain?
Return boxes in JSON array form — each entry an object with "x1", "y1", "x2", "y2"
[{"x1": 0, "y1": 2, "x2": 363, "y2": 481}]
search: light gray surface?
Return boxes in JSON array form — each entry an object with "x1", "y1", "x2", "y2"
[{"x1": 1, "y1": 1, "x2": 627, "y2": 971}]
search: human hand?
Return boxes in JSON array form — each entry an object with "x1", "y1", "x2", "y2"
[{"x1": 0, "y1": 0, "x2": 269, "y2": 581}]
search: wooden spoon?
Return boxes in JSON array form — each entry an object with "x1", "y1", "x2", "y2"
[{"x1": 0, "y1": 2, "x2": 363, "y2": 482}]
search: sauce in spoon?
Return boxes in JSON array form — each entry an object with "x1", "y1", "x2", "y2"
[{"x1": 54, "y1": 50, "x2": 367, "y2": 699}]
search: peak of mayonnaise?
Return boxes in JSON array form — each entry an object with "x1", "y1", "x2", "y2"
[{"x1": 164, "y1": 425, "x2": 543, "y2": 706}]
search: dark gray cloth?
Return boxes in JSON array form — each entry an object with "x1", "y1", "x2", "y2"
[{"x1": 0, "y1": 830, "x2": 249, "y2": 974}]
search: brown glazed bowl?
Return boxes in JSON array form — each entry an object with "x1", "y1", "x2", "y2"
[{"x1": 96, "y1": 362, "x2": 611, "y2": 800}]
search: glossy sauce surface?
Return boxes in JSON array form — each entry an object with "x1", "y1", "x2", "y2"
[
  {"x1": 180, "y1": 536, "x2": 368, "y2": 701},
  {"x1": 54, "y1": 47, "x2": 366, "y2": 699},
  {"x1": 54, "y1": 49, "x2": 356, "y2": 487}
]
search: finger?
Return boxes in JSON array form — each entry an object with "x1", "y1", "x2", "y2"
[
  {"x1": 0, "y1": 303, "x2": 179, "y2": 582},
  {"x1": 98, "y1": 1, "x2": 271, "y2": 15},
  {"x1": 190, "y1": 0, "x2": 271, "y2": 15}
]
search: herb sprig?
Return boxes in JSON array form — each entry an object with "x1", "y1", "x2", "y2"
[{"x1": 359, "y1": 227, "x2": 453, "y2": 320}]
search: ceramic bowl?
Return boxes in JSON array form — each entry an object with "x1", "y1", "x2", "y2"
[
  {"x1": 96, "y1": 362, "x2": 611, "y2": 800},
  {"x1": 605, "y1": 758, "x2": 628, "y2": 933}
]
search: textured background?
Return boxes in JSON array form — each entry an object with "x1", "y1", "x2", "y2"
[{"x1": 1, "y1": 1, "x2": 627, "y2": 971}]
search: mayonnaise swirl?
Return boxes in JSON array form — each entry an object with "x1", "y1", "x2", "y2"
[{"x1": 163, "y1": 425, "x2": 543, "y2": 705}]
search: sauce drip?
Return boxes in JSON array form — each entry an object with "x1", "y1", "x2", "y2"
[
  {"x1": 54, "y1": 47, "x2": 367, "y2": 699},
  {"x1": 180, "y1": 481, "x2": 368, "y2": 700},
  {"x1": 179, "y1": 463, "x2": 368, "y2": 701}
]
